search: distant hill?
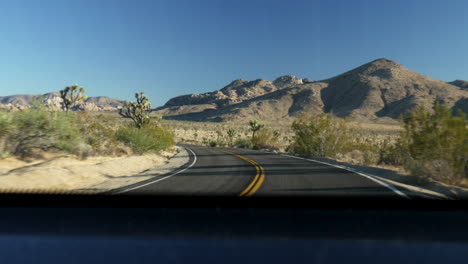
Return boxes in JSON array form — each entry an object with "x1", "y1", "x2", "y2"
[
  {"x1": 449, "y1": 80, "x2": 468, "y2": 89},
  {"x1": 152, "y1": 58, "x2": 468, "y2": 122},
  {"x1": 154, "y1": 75, "x2": 306, "y2": 117},
  {"x1": 0, "y1": 93, "x2": 123, "y2": 111}
]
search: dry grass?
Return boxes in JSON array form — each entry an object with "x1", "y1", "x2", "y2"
[
  {"x1": 162, "y1": 120, "x2": 294, "y2": 150},
  {"x1": 162, "y1": 119, "x2": 404, "y2": 152},
  {"x1": 69, "y1": 113, "x2": 405, "y2": 159}
]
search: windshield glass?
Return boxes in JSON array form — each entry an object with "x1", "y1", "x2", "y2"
[{"x1": 0, "y1": 0, "x2": 466, "y2": 200}]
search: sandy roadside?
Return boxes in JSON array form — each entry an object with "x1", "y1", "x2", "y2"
[{"x1": 0, "y1": 146, "x2": 189, "y2": 194}]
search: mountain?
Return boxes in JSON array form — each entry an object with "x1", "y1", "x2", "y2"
[
  {"x1": 154, "y1": 76, "x2": 307, "y2": 117},
  {"x1": 319, "y1": 58, "x2": 466, "y2": 118},
  {"x1": 0, "y1": 93, "x2": 124, "y2": 111},
  {"x1": 449, "y1": 80, "x2": 468, "y2": 89},
  {"x1": 153, "y1": 58, "x2": 468, "y2": 122}
]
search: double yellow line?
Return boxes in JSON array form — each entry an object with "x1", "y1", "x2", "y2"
[{"x1": 217, "y1": 149, "x2": 265, "y2": 197}]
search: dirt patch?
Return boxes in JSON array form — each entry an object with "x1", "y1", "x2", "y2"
[
  {"x1": 79, "y1": 147, "x2": 190, "y2": 193},
  {"x1": 0, "y1": 147, "x2": 188, "y2": 193}
]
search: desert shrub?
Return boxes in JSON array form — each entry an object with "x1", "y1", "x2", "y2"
[
  {"x1": 377, "y1": 139, "x2": 409, "y2": 166},
  {"x1": 0, "y1": 111, "x2": 13, "y2": 136},
  {"x1": 289, "y1": 112, "x2": 352, "y2": 158},
  {"x1": 251, "y1": 128, "x2": 278, "y2": 150},
  {"x1": 336, "y1": 137, "x2": 381, "y2": 166},
  {"x1": 75, "y1": 112, "x2": 126, "y2": 156},
  {"x1": 400, "y1": 104, "x2": 467, "y2": 183},
  {"x1": 116, "y1": 123, "x2": 175, "y2": 154},
  {"x1": 208, "y1": 139, "x2": 228, "y2": 147},
  {"x1": 234, "y1": 138, "x2": 252, "y2": 149},
  {"x1": 361, "y1": 148, "x2": 380, "y2": 165},
  {"x1": 9, "y1": 108, "x2": 81, "y2": 158},
  {"x1": 0, "y1": 111, "x2": 14, "y2": 157}
]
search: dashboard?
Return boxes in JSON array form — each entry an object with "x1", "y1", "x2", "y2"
[{"x1": 0, "y1": 194, "x2": 466, "y2": 263}]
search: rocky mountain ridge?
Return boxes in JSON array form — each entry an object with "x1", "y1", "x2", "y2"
[
  {"x1": 450, "y1": 80, "x2": 468, "y2": 89},
  {"x1": 152, "y1": 58, "x2": 468, "y2": 122},
  {"x1": 2, "y1": 58, "x2": 466, "y2": 121}
]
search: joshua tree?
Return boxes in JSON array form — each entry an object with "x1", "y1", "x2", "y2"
[
  {"x1": 119, "y1": 92, "x2": 152, "y2": 128},
  {"x1": 59, "y1": 84, "x2": 87, "y2": 112},
  {"x1": 227, "y1": 128, "x2": 236, "y2": 147},
  {"x1": 249, "y1": 120, "x2": 264, "y2": 138}
]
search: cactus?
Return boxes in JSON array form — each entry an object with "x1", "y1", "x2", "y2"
[
  {"x1": 249, "y1": 120, "x2": 264, "y2": 138},
  {"x1": 59, "y1": 85, "x2": 87, "y2": 112},
  {"x1": 119, "y1": 92, "x2": 152, "y2": 128}
]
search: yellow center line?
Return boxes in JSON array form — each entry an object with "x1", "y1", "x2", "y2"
[{"x1": 216, "y1": 149, "x2": 265, "y2": 197}]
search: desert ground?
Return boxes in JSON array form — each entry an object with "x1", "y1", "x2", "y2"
[{"x1": 0, "y1": 146, "x2": 190, "y2": 193}]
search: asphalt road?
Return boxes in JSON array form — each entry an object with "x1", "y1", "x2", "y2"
[{"x1": 111, "y1": 145, "x2": 415, "y2": 199}]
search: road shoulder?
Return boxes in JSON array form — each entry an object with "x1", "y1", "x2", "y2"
[
  {"x1": 258, "y1": 149, "x2": 466, "y2": 200},
  {"x1": 76, "y1": 146, "x2": 190, "y2": 194}
]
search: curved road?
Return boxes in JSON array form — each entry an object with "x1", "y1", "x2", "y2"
[{"x1": 111, "y1": 145, "x2": 420, "y2": 199}]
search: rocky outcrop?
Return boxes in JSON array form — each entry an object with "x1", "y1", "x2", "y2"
[
  {"x1": 272, "y1": 75, "x2": 304, "y2": 88},
  {"x1": 0, "y1": 93, "x2": 123, "y2": 111},
  {"x1": 160, "y1": 77, "x2": 284, "y2": 109}
]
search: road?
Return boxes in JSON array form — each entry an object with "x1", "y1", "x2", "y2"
[{"x1": 111, "y1": 145, "x2": 415, "y2": 199}]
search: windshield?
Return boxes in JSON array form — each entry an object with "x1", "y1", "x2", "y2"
[{"x1": 0, "y1": 0, "x2": 466, "y2": 200}]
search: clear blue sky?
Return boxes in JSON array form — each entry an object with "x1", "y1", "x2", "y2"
[{"x1": 1, "y1": 0, "x2": 467, "y2": 106}]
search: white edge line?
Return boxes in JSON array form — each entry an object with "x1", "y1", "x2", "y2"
[
  {"x1": 279, "y1": 153, "x2": 411, "y2": 200},
  {"x1": 113, "y1": 147, "x2": 197, "y2": 194}
]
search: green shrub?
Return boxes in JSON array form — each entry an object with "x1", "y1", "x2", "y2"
[
  {"x1": 116, "y1": 123, "x2": 175, "y2": 154},
  {"x1": 234, "y1": 138, "x2": 252, "y2": 149},
  {"x1": 0, "y1": 111, "x2": 14, "y2": 137},
  {"x1": 0, "y1": 111, "x2": 14, "y2": 157},
  {"x1": 75, "y1": 112, "x2": 123, "y2": 156},
  {"x1": 10, "y1": 109, "x2": 81, "y2": 158},
  {"x1": 251, "y1": 128, "x2": 278, "y2": 150},
  {"x1": 361, "y1": 148, "x2": 380, "y2": 165},
  {"x1": 400, "y1": 104, "x2": 467, "y2": 183},
  {"x1": 377, "y1": 139, "x2": 408, "y2": 166},
  {"x1": 289, "y1": 112, "x2": 352, "y2": 158},
  {"x1": 209, "y1": 140, "x2": 218, "y2": 147}
]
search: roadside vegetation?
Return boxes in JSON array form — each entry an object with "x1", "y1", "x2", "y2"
[
  {"x1": 172, "y1": 119, "x2": 283, "y2": 151},
  {"x1": 0, "y1": 87, "x2": 175, "y2": 161},
  {"x1": 9, "y1": 85, "x2": 456, "y2": 186},
  {"x1": 288, "y1": 104, "x2": 467, "y2": 186},
  {"x1": 171, "y1": 103, "x2": 467, "y2": 186},
  {"x1": 399, "y1": 104, "x2": 467, "y2": 184},
  {"x1": 116, "y1": 122, "x2": 174, "y2": 154}
]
